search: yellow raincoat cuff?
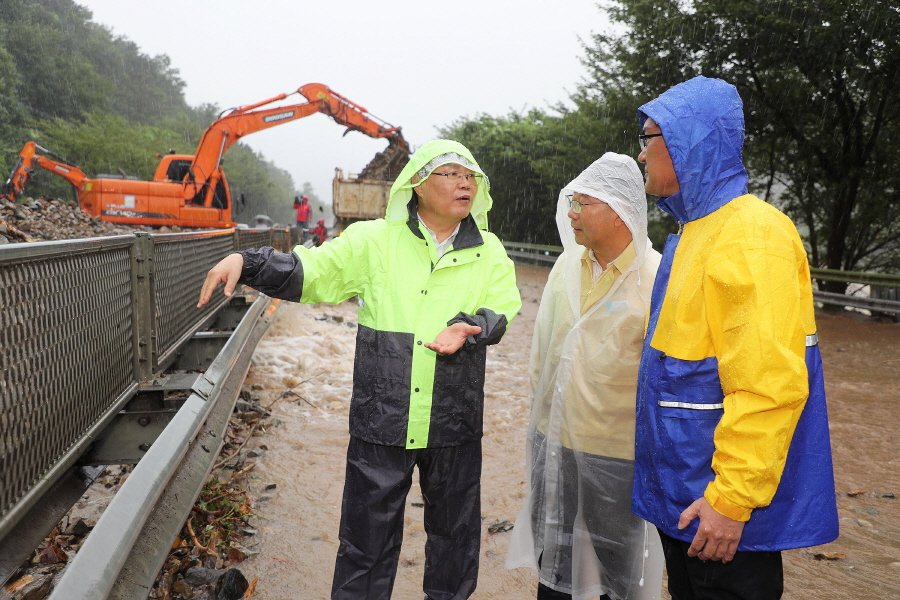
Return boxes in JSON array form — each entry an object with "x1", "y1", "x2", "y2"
[{"x1": 704, "y1": 483, "x2": 753, "y2": 522}]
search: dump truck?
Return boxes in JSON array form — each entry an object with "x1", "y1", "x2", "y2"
[
  {"x1": 2, "y1": 84, "x2": 409, "y2": 229},
  {"x1": 331, "y1": 142, "x2": 408, "y2": 233}
]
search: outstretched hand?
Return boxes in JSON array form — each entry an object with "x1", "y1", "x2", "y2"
[
  {"x1": 678, "y1": 497, "x2": 746, "y2": 563},
  {"x1": 197, "y1": 253, "x2": 244, "y2": 308},
  {"x1": 424, "y1": 322, "x2": 482, "y2": 356}
]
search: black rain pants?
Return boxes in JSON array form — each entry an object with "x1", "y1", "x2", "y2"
[{"x1": 331, "y1": 436, "x2": 482, "y2": 600}]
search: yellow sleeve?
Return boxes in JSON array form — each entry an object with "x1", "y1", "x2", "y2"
[{"x1": 701, "y1": 210, "x2": 810, "y2": 521}]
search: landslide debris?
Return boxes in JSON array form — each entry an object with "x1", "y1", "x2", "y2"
[
  {"x1": 357, "y1": 142, "x2": 409, "y2": 181},
  {"x1": 0, "y1": 196, "x2": 141, "y2": 244}
]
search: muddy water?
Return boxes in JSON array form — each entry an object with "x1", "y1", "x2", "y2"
[
  {"x1": 784, "y1": 311, "x2": 900, "y2": 598},
  {"x1": 238, "y1": 264, "x2": 900, "y2": 600}
]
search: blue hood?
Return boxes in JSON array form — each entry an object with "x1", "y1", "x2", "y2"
[{"x1": 639, "y1": 76, "x2": 749, "y2": 223}]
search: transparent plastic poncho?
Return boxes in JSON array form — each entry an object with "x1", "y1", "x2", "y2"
[{"x1": 506, "y1": 153, "x2": 664, "y2": 600}]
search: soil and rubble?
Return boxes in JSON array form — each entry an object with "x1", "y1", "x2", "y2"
[
  {"x1": 1, "y1": 392, "x2": 278, "y2": 600},
  {"x1": 0, "y1": 196, "x2": 142, "y2": 244},
  {"x1": 356, "y1": 142, "x2": 409, "y2": 181}
]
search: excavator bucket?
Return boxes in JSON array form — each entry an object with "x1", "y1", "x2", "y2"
[{"x1": 2, "y1": 143, "x2": 37, "y2": 200}]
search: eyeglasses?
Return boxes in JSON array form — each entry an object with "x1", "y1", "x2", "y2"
[
  {"x1": 430, "y1": 171, "x2": 483, "y2": 184},
  {"x1": 638, "y1": 133, "x2": 663, "y2": 150},
  {"x1": 565, "y1": 194, "x2": 606, "y2": 214}
]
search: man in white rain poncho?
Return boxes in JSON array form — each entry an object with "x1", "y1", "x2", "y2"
[{"x1": 506, "y1": 153, "x2": 664, "y2": 600}]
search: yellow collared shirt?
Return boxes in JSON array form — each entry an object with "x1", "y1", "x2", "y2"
[{"x1": 579, "y1": 241, "x2": 636, "y2": 315}]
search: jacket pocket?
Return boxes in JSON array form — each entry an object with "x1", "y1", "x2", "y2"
[
  {"x1": 657, "y1": 355, "x2": 724, "y2": 419},
  {"x1": 654, "y1": 355, "x2": 722, "y2": 500},
  {"x1": 428, "y1": 345, "x2": 486, "y2": 445}
]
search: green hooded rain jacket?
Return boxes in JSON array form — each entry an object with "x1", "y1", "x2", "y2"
[{"x1": 239, "y1": 140, "x2": 521, "y2": 449}]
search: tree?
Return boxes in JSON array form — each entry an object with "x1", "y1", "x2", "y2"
[
  {"x1": 225, "y1": 144, "x2": 299, "y2": 226},
  {"x1": 440, "y1": 110, "x2": 562, "y2": 244},
  {"x1": 0, "y1": 1, "x2": 303, "y2": 224},
  {"x1": 20, "y1": 111, "x2": 199, "y2": 200},
  {"x1": 1, "y1": 0, "x2": 114, "y2": 121},
  {"x1": 588, "y1": 0, "x2": 900, "y2": 287},
  {"x1": 0, "y1": 0, "x2": 187, "y2": 125},
  {"x1": 0, "y1": 43, "x2": 29, "y2": 163}
]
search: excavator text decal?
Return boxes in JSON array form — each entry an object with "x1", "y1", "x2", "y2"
[
  {"x1": 263, "y1": 111, "x2": 296, "y2": 123},
  {"x1": 103, "y1": 209, "x2": 178, "y2": 220}
]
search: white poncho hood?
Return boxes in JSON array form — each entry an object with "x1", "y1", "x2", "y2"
[{"x1": 557, "y1": 152, "x2": 651, "y2": 280}]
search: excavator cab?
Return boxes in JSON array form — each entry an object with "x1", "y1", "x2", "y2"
[
  {"x1": 164, "y1": 159, "x2": 192, "y2": 184},
  {"x1": 157, "y1": 154, "x2": 229, "y2": 210}
]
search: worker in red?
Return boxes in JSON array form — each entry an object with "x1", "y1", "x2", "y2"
[
  {"x1": 294, "y1": 195, "x2": 312, "y2": 240},
  {"x1": 311, "y1": 218, "x2": 328, "y2": 246}
]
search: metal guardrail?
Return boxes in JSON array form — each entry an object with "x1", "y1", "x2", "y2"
[
  {"x1": 501, "y1": 241, "x2": 900, "y2": 315},
  {"x1": 51, "y1": 295, "x2": 279, "y2": 600},
  {"x1": 237, "y1": 227, "x2": 291, "y2": 253},
  {"x1": 1, "y1": 235, "x2": 138, "y2": 535},
  {"x1": 0, "y1": 226, "x2": 290, "y2": 588},
  {"x1": 813, "y1": 290, "x2": 900, "y2": 315},
  {"x1": 809, "y1": 267, "x2": 900, "y2": 287},
  {"x1": 153, "y1": 232, "x2": 236, "y2": 371},
  {"x1": 501, "y1": 240, "x2": 561, "y2": 264}
]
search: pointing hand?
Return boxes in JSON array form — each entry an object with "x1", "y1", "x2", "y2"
[{"x1": 197, "y1": 253, "x2": 244, "y2": 308}]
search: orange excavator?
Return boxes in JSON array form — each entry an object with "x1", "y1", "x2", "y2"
[{"x1": 1, "y1": 83, "x2": 409, "y2": 228}]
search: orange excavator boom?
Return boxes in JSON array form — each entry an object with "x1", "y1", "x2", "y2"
[
  {"x1": 183, "y1": 83, "x2": 408, "y2": 204},
  {"x1": 298, "y1": 83, "x2": 409, "y2": 151}
]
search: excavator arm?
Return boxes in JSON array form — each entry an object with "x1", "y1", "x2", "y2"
[
  {"x1": 2, "y1": 142, "x2": 89, "y2": 201},
  {"x1": 297, "y1": 83, "x2": 409, "y2": 152},
  {"x1": 184, "y1": 83, "x2": 408, "y2": 205}
]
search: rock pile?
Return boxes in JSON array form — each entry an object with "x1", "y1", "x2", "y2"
[
  {"x1": 0, "y1": 196, "x2": 141, "y2": 244},
  {"x1": 357, "y1": 142, "x2": 409, "y2": 181}
]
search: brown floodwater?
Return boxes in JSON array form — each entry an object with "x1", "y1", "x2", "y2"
[{"x1": 237, "y1": 264, "x2": 900, "y2": 600}]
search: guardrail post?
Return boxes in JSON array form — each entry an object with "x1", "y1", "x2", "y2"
[{"x1": 132, "y1": 232, "x2": 155, "y2": 382}]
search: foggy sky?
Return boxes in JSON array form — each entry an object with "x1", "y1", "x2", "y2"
[{"x1": 75, "y1": 0, "x2": 608, "y2": 219}]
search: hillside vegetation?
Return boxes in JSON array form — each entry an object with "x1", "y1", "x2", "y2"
[{"x1": 0, "y1": 0, "x2": 316, "y2": 225}]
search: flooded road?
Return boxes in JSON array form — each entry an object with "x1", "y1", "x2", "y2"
[{"x1": 237, "y1": 263, "x2": 900, "y2": 599}]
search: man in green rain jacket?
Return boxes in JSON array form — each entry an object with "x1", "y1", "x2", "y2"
[{"x1": 198, "y1": 139, "x2": 522, "y2": 600}]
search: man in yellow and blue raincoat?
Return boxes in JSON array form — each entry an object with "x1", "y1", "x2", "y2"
[
  {"x1": 632, "y1": 76, "x2": 839, "y2": 600},
  {"x1": 198, "y1": 139, "x2": 521, "y2": 600}
]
